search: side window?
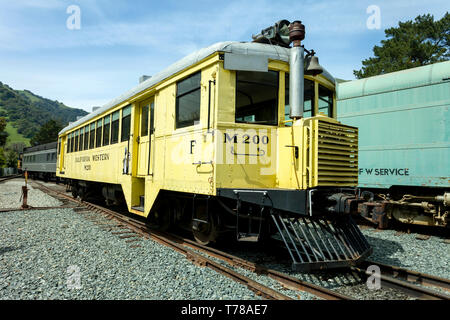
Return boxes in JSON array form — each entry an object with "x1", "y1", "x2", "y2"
[
  {"x1": 84, "y1": 125, "x2": 90, "y2": 150},
  {"x1": 70, "y1": 133, "x2": 74, "y2": 153},
  {"x1": 141, "y1": 104, "x2": 149, "y2": 137},
  {"x1": 96, "y1": 119, "x2": 103, "y2": 148},
  {"x1": 318, "y1": 85, "x2": 334, "y2": 117},
  {"x1": 176, "y1": 72, "x2": 201, "y2": 129},
  {"x1": 89, "y1": 123, "x2": 95, "y2": 149},
  {"x1": 58, "y1": 138, "x2": 61, "y2": 155},
  {"x1": 236, "y1": 70, "x2": 279, "y2": 126},
  {"x1": 121, "y1": 105, "x2": 131, "y2": 142},
  {"x1": 285, "y1": 75, "x2": 315, "y2": 121},
  {"x1": 111, "y1": 111, "x2": 120, "y2": 144},
  {"x1": 103, "y1": 115, "x2": 110, "y2": 146},
  {"x1": 67, "y1": 133, "x2": 71, "y2": 153},
  {"x1": 79, "y1": 129, "x2": 84, "y2": 151},
  {"x1": 74, "y1": 130, "x2": 79, "y2": 152}
]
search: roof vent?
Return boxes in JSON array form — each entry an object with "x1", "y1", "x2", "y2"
[
  {"x1": 139, "y1": 75, "x2": 152, "y2": 84},
  {"x1": 92, "y1": 106, "x2": 101, "y2": 112}
]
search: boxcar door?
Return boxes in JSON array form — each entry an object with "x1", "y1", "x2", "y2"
[{"x1": 137, "y1": 99, "x2": 152, "y2": 176}]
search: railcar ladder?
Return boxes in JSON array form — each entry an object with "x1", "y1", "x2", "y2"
[{"x1": 270, "y1": 213, "x2": 372, "y2": 272}]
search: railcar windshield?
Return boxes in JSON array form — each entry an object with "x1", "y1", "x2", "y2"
[
  {"x1": 318, "y1": 85, "x2": 334, "y2": 117},
  {"x1": 235, "y1": 70, "x2": 279, "y2": 126}
]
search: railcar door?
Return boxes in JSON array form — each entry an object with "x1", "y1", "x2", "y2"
[
  {"x1": 137, "y1": 99, "x2": 154, "y2": 176},
  {"x1": 58, "y1": 136, "x2": 65, "y2": 173}
]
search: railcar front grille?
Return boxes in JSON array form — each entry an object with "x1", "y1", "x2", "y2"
[{"x1": 315, "y1": 121, "x2": 358, "y2": 187}]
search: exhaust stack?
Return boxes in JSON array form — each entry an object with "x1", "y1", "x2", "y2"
[{"x1": 289, "y1": 21, "x2": 305, "y2": 120}]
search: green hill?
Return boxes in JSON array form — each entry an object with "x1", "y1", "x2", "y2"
[{"x1": 0, "y1": 82, "x2": 88, "y2": 147}]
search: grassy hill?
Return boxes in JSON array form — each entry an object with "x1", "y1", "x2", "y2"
[{"x1": 0, "y1": 82, "x2": 88, "y2": 147}]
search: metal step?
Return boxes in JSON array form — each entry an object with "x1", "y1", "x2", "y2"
[
  {"x1": 237, "y1": 233, "x2": 260, "y2": 242},
  {"x1": 131, "y1": 195, "x2": 145, "y2": 212},
  {"x1": 271, "y1": 213, "x2": 372, "y2": 272}
]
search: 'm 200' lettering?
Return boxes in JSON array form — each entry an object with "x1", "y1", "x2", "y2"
[{"x1": 224, "y1": 133, "x2": 269, "y2": 145}]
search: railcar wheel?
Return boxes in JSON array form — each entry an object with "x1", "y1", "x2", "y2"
[
  {"x1": 149, "y1": 199, "x2": 171, "y2": 231},
  {"x1": 192, "y1": 204, "x2": 218, "y2": 245},
  {"x1": 71, "y1": 186, "x2": 78, "y2": 199}
]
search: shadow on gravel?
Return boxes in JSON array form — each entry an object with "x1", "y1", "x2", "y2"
[
  {"x1": 363, "y1": 233, "x2": 405, "y2": 265},
  {"x1": 0, "y1": 246, "x2": 23, "y2": 256}
]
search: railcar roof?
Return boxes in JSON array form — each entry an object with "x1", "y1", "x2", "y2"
[
  {"x1": 23, "y1": 142, "x2": 58, "y2": 154},
  {"x1": 337, "y1": 60, "x2": 450, "y2": 101},
  {"x1": 60, "y1": 41, "x2": 336, "y2": 135}
]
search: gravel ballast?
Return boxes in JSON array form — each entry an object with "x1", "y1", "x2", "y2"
[
  {"x1": 0, "y1": 208, "x2": 261, "y2": 300},
  {"x1": 1, "y1": 179, "x2": 448, "y2": 300},
  {"x1": 361, "y1": 228, "x2": 450, "y2": 279},
  {"x1": 0, "y1": 179, "x2": 61, "y2": 209}
]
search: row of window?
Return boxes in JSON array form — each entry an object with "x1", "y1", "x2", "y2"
[
  {"x1": 23, "y1": 152, "x2": 57, "y2": 163},
  {"x1": 64, "y1": 70, "x2": 334, "y2": 152},
  {"x1": 175, "y1": 70, "x2": 334, "y2": 130},
  {"x1": 66, "y1": 105, "x2": 131, "y2": 154}
]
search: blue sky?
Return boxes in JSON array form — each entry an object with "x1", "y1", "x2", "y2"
[{"x1": 0, "y1": 0, "x2": 448, "y2": 112}]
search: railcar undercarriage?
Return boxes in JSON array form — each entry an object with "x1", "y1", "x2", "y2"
[
  {"x1": 357, "y1": 187, "x2": 449, "y2": 229},
  {"x1": 145, "y1": 188, "x2": 372, "y2": 272}
]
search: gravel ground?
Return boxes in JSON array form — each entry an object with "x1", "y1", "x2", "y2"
[
  {"x1": 0, "y1": 208, "x2": 263, "y2": 300},
  {"x1": 1, "y1": 180, "x2": 447, "y2": 300},
  {"x1": 361, "y1": 228, "x2": 450, "y2": 279},
  {"x1": 0, "y1": 179, "x2": 62, "y2": 209}
]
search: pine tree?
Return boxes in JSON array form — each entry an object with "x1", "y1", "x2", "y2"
[{"x1": 354, "y1": 13, "x2": 449, "y2": 78}]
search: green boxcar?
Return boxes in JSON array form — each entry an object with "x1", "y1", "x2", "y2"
[{"x1": 337, "y1": 61, "x2": 449, "y2": 228}]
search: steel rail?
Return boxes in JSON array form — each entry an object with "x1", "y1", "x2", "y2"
[
  {"x1": 163, "y1": 233, "x2": 352, "y2": 300},
  {"x1": 361, "y1": 260, "x2": 450, "y2": 295},
  {"x1": 351, "y1": 263, "x2": 450, "y2": 300},
  {"x1": 0, "y1": 174, "x2": 21, "y2": 183}
]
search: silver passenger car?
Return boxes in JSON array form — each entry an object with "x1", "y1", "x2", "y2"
[{"x1": 22, "y1": 142, "x2": 57, "y2": 180}]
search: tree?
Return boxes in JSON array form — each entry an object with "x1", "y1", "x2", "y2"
[
  {"x1": 354, "y1": 13, "x2": 450, "y2": 79},
  {"x1": 30, "y1": 119, "x2": 64, "y2": 146},
  {"x1": 0, "y1": 117, "x2": 8, "y2": 147},
  {"x1": 6, "y1": 150, "x2": 18, "y2": 168},
  {"x1": 0, "y1": 148, "x2": 6, "y2": 167}
]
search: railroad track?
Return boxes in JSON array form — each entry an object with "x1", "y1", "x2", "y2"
[
  {"x1": 353, "y1": 261, "x2": 450, "y2": 300},
  {"x1": 27, "y1": 181, "x2": 450, "y2": 300},
  {"x1": 0, "y1": 174, "x2": 21, "y2": 183}
]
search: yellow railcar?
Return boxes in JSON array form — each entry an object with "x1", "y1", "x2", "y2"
[{"x1": 57, "y1": 20, "x2": 371, "y2": 271}]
